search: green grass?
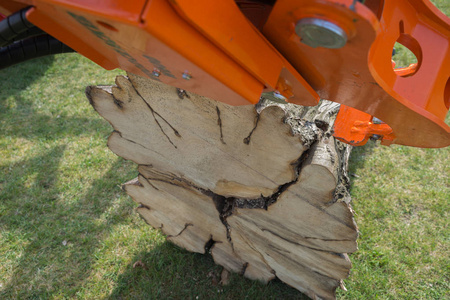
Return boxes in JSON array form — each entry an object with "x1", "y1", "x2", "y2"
[
  {"x1": 337, "y1": 144, "x2": 449, "y2": 299},
  {"x1": 0, "y1": 55, "x2": 308, "y2": 299},
  {"x1": 1, "y1": 3, "x2": 449, "y2": 299}
]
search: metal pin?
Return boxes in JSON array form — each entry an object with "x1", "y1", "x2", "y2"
[
  {"x1": 372, "y1": 117, "x2": 384, "y2": 124},
  {"x1": 295, "y1": 18, "x2": 347, "y2": 49},
  {"x1": 370, "y1": 134, "x2": 382, "y2": 141}
]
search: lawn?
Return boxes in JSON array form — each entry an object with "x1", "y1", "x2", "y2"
[{"x1": 1, "y1": 3, "x2": 449, "y2": 300}]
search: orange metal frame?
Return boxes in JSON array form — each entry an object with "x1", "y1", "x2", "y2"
[
  {"x1": 263, "y1": 0, "x2": 450, "y2": 147},
  {"x1": 0, "y1": 0, "x2": 449, "y2": 148}
]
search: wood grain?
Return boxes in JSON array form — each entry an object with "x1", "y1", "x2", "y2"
[{"x1": 86, "y1": 73, "x2": 357, "y2": 300}]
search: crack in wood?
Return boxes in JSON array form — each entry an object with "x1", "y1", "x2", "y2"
[
  {"x1": 332, "y1": 139, "x2": 352, "y2": 204},
  {"x1": 143, "y1": 174, "x2": 205, "y2": 193},
  {"x1": 204, "y1": 236, "x2": 215, "y2": 253},
  {"x1": 326, "y1": 144, "x2": 336, "y2": 165},
  {"x1": 314, "y1": 119, "x2": 329, "y2": 132},
  {"x1": 257, "y1": 232, "x2": 344, "y2": 292},
  {"x1": 137, "y1": 141, "x2": 312, "y2": 256},
  {"x1": 150, "y1": 109, "x2": 178, "y2": 149},
  {"x1": 137, "y1": 203, "x2": 151, "y2": 210},
  {"x1": 240, "y1": 235, "x2": 275, "y2": 276},
  {"x1": 275, "y1": 140, "x2": 357, "y2": 231},
  {"x1": 229, "y1": 200, "x2": 352, "y2": 257},
  {"x1": 303, "y1": 236, "x2": 354, "y2": 242},
  {"x1": 137, "y1": 125, "x2": 355, "y2": 277},
  {"x1": 167, "y1": 223, "x2": 193, "y2": 238},
  {"x1": 240, "y1": 262, "x2": 249, "y2": 276},
  {"x1": 176, "y1": 88, "x2": 190, "y2": 99},
  {"x1": 330, "y1": 252, "x2": 346, "y2": 258},
  {"x1": 209, "y1": 193, "x2": 235, "y2": 247},
  {"x1": 90, "y1": 76, "x2": 355, "y2": 298},
  {"x1": 260, "y1": 227, "x2": 352, "y2": 254},
  {"x1": 234, "y1": 150, "x2": 309, "y2": 210},
  {"x1": 216, "y1": 106, "x2": 226, "y2": 145},
  {"x1": 243, "y1": 114, "x2": 260, "y2": 145},
  {"x1": 112, "y1": 94, "x2": 124, "y2": 109},
  {"x1": 141, "y1": 175, "x2": 160, "y2": 191},
  {"x1": 138, "y1": 173, "x2": 238, "y2": 250},
  {"x1": 129, "y1": 80, "x2": 181, "y2": 148},
  {"x1": 136, "y1": 206, "x2": 158, "y2": 228},
  {"x1": 114, "y1": 130, "x2": 155, "y2": 152},
  {"x1": 268, "y1": 243, "x2": 291, "y2": 254}
]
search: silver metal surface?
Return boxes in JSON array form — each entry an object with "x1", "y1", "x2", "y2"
[
  {"x1": 295, "y1": 18, "x2": 347, "y2": 49},
  {"x1": 152, "y1": 69, "x2": 161, "y2": 77},
  {"x1": 261, "y1": 91, "x2": 287, "y2": 104},
  {"x1": 372, "y1": 117, "x2": 384, "y2": 124},
  {"x1": 182, "y1": 71, "x2": 192, "y2": 80}
]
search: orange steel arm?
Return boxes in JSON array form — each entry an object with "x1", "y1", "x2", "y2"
[
  {"x1": 262, "y1": 0, "x2": 450, "y2": 147},
  {"x1": 0, "y1": 0, "x2": 449, "y2": 148}
]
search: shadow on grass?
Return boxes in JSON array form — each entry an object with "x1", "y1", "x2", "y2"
[
  {"x1": 347, "y1": 140, "x2": 378, "y2": 175},
  {"x1": 0, "y1": 56, "x2": 55, "y2": 114},
  {"x1": 0, "y1": 55, "x2": 143, "y2": 298},
  {"x1": 108, "y1": 243, "x2": 309, "y2": 300},
  {"x1": 0, "y1": 152, "x2": 135, "y2": 298},
  {"x1": 0, "y1": 56, "x2": 54, "y2": 86},
  {"x1": 0, "y1": 56, "x2": 111, "y2": 140}
]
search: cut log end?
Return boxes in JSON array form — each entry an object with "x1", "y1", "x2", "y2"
[{"x1": 87, "y1": 73, "x2": 357, "y2": 300}]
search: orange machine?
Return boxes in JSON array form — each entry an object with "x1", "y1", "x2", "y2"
[{"x1": 1, "y1": 0, "x2": 449, "y2": 148}]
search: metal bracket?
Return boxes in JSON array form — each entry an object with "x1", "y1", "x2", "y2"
[{"x1": 333, "y1": 105, "x2": 396, "y2": 146}]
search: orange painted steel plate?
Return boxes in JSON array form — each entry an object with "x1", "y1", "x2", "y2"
[
  {"x1": 263, "y1": 0, "x2": 450, "y2": 148},
  {"x1": 140, "y1": 0, "x2": 264, "y2": 105},
  {"x1": 19, "y1": 0, "x2": 319, "y2": 106},
  {"x1": 168, "y1": 0, "x2": 319, "y2": 106},
  {"x1": 23, "y1": 0, "x2": 276, "y2": 105},
  {"x1": 334, "y1": 105, "x2": 396, "y2": 146},
  {"x1": 370, "y1": 0, "x2": 450, "y2": 121}
]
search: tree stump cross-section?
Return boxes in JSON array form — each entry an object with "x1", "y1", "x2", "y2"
[{"x1": 86, "y1": 73, "x2": 358, "y2": 300}]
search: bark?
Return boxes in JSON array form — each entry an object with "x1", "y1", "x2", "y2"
[{"x1": 86, "y1": 73, "x2": 357, "y2": 300}]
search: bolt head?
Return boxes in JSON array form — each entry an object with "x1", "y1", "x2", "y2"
[
  {"x1": 295, "y1": 18, "x2": 347, "y2": 49},
  {"x1": 152, "y1": 69, "x2": 161, "y2": 77},
  {"x1": 182, "y1": 71, "x2": 192, "y2": 80}
]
